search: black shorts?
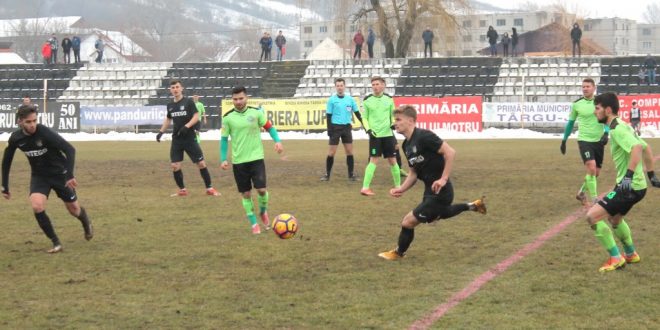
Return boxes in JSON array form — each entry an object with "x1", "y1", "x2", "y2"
[
  {"x1": 30, "y1": 174, "x2": 77, "y2": 202},
  {"x1": 412, "y1": 183, "x2": 454, "y2": 223},
  {"x1": 170, "y1": 137, "x2": 204, "y2": 163},
  {"x1": 598, "y1": 188, "x2": 646, "y2": 216},
  {"x1": 577, "y1": 140, "x2": 604, "y2": 168},
  {"x1": 328, "y1": 124, "x2": 353, "y2": 145},
  {"x1": 368, "y1": 135, "x2": 397, "y2": 158},
  {"x1": 232, "y1": 159, "x2": 267, "y2": 193}
]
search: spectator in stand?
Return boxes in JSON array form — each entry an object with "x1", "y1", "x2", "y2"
[
  {"x1": 353, "y1": 30, "x2": 364, "y2": 59},
  {"x1": 266, "y1": 32, "x2": 273, "y2": 61},
  {"x1": 487, "y1": 26, "x2": 498, "y2": 57},
  {"x1": 94, "y1": 37, "x2": 104, "y2": 63},
  {"x1": 511, "y1": 27, "x2": 519, "y2": 57},
  {"x1": 275, "y1": 30, "x2": 286, "y2": 61},
  {"x1": 571, "y1": 23, "x2": 582, "y2": 57},
  {"x1": 72, "y1": 35, "x2": 81, "y2": 63},
  {"x1": 638, "y1": 66, "x2": 647, "y2": 85},
  {"x1": 41, "y1": 41, "x2": 51, "y2": 65},
  {"x1": 422, "y1": 27, "x2": 434, "y2": 58},
  {"x1": 644, "y1": 54, "x2": 656, "y2": 85},
  {"x1": 367, "y1": 27, "x2": 376, "y2": 59},
  {"x1": 61, "y1": 36, "x2": 72, "y2": 64},
  {"x1": 48, "y1": 34, "x2": 58, "y2": 64},
  {"x1": 501, "y1": 32, "x2": 510, "y2": 57},
  {"x1": 259, "y1": 32, "x2": 268, "y2": 62}
]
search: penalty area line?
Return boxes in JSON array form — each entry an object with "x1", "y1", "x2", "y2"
[{"x1": 408, "y1": 206, "x2": 587, "y2": 330}]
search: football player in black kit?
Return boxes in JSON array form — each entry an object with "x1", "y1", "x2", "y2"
[
  {"x1": 2, "y1": 105, "x2": 92, "y2": 253},
  {"x1": 379, "y1": 105, "x2": 487, "y2": 260},
  {"x1": 157, "y1": 80, "x2": 220, "y2": 197}
]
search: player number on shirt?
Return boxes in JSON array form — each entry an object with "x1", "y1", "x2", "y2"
[{"x1": 584, "y1": 151, "x2": 590, "y2": 158}]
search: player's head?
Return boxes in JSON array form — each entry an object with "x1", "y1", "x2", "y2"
[
  {"x1": 169, "y1": 79, "x2": 183, "y2": 98},
  {"x1": 393, "y1": 105, "x2": 417, "y2": 134},
  {"x1": 594, "y1": 92, "x2": 619, "y2": 124},
  {"x1": 581, "y1": 78, "x2": 596, "y2": 99},
  {"x1": 232, "y1": 86, "x2": 248, "y2": 110},
  {"x1": 632, "y1": 101, "x2": 637, "y2": 106},
  {"x1": 192, "y1": 95, "x2": 200, "y2": 102},
  {"x1": 17, "y1": 104, "x2": 38, "y2": 135},
  {"x1": 371, "y1": 76, "x2": 386, "y2": 95},
  {"x1": 334, "y1": 78, "x2": 346, "y2": 95},
  {"x1": 22, "y1": 94, "x2": 31, "y2": 105}
]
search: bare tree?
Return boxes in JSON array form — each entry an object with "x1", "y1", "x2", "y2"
[
  {"x1": 643, "y1": 3, "x2": 660, "y2": 24},
  {"x1": 353, "y1": 0, "x2": 471, "y2": 58}
]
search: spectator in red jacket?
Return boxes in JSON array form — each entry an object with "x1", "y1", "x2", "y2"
[
  {"x1": 353, "y1": 30, "x2": 364, "y2": 59},
  {"x1": 41, "y1": 41, "x2": 52, "y2": 65}
]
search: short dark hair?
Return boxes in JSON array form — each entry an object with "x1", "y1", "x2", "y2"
[
  {"x1": 594, "y1": 92, "x2": 620, "y2": 114},
  {"x1": 371, "y1": 76, "x2": 385, "y2": 84},
  {"x1": 22, "y1": 94, "x2": 30, "y2": 98},
  {"x1": 334, "y1": 78, "x2": 345, "y2": 85},
  {"x1": 393, "y1": 105, "x2": 417, "y2": 121},
  {"x1": 17, "y1": 104, "x2": 37, "y2": 119},
  {"x1": 169, "y1": 79, "x2": 183, "y2": 86},
  {"x1": 582, "y1": 78, "x2": 596, "y2": 86},
  {"x1": 232, "y1": 86, "x2": 247, "y2": 95},
  {"x1": 632, "y1": 101, "x2": 637, "y2": 106}
]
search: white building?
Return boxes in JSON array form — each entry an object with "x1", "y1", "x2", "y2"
[
  {"x1": 583, "y1": 18, "x2": 637, "y2": 55},
  {"x1": 637, "y1": 23, "x2": 660, "y2": 54}
]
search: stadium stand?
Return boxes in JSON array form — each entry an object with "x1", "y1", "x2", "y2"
[
  {"x1": 0, "y1": 64, "x2": 81, "y2": 103},
  {"x1": 294, "y1": 59, "x2": 406, "y2": 98},
  {"x1": 261, "y1": 61, "x2": 309, "y2": 98},
  {"x1": 59, "y1": 62, "x2": 171, "y2": 107},
  {"x1": 599, "y1": 56, "x2": 660, "y2": 95},
  {"x1": 492, "y1": 57, "x2": 601, "y2": 103},
  {"x1": 396, "y1": 57, "x2": 502, "y2": 98}
]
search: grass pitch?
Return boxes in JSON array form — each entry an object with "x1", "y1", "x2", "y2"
[{"x1": 1, "y1": 139, "x2": 658, "y2": 329}]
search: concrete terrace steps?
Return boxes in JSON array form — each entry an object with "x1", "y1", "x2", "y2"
[{"x1": 260, "y1": 61, "x2": 310, "y2": 98}]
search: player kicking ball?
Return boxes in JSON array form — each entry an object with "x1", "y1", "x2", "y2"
[
  {"x1": 2, "y1": 105, "x2": 93, "y2": 253},
  {"x1": 378, "y1": 105, "x2": 486, "y2": 260},
  {"x1": 585, "y1": 92, "x2": 649, "y2": 273}
]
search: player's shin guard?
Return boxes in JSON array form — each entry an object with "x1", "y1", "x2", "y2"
[
  {"x1": 390, "y1": 164, "x2": 401, "y2": 187},
  {"x1": 199, "y1": 167, "x2": 212, "y2": 189},
  {"x1": 347, "y1": 155, "x2": 354, "y2": 177},
  {"x1": 173, "y1": 170, "x2": 185, "y2": 189},
  {"x1": 35, "y1": 211, "x2": 60, "y2": 246},
  {"x1": 362, "y1": 162, "x2": 376, "y2": 189},
  {"x1": 257, "y1": 191, "x2": 269, "y2": 214},
  {"x1": 325, "y1": 156, "x2": 334, "y2": 177},
  {"x1": 396, "y1": 227, "x2": 414, "y2": 256},
  {"x1": 242, "y1": 197, "x2": 257, "y2": 226},
  {"x1": 585, "y1": 174, "x2": 598, "y2": 200},
  {"x1": 613, "y1": 219, "x2": 635, "y2": 255},
  {"x1": 593, "y1": 221, "x2": 621, "y2": 257}
]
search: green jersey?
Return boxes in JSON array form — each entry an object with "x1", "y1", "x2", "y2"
[
  {"x1": 222, "y1": 106, "x2": 266, "y2": 164},
  {"x1": 609, "y1": 118, "x2": 647, "y2": 190},
  {"x1": 195, "y1": 102, "x2": 206, "y2": 117},
  {"x1": 569, "y1": 97, "x2": 605, "y2": 142},
  {"x1": 363, "y1": 93, "x2": 395, "y2": 138}
]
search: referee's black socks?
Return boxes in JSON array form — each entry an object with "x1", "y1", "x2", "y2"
[
  {"x1": 326, "y1": 156, "x2": 334, "y2": 177},
  {"x1": 648, "y1": 171, "x2": 655, "y2": 180},
  {"x1": 347, "y1": 155, "x2": 354, "y2": 177}
]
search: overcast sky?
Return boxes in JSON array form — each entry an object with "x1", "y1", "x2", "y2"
[{"x1": 485, "y1": 0, "x2": 658, "y2": 23}]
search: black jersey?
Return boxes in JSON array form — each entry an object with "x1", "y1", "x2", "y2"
[
  {"x1": 167, "y1": 97, "x2": 197, "y2": 139},
  {"x1": 402, "y1": 128, "x2": 451, "y2": 195},
  {"x1": 2, "y1": 124, "x2": 76, "y2": 190}
]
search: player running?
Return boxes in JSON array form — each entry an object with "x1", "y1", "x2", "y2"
[
  {"x1": 321, "y1": 78, "x2": 364, "y2": 182},
  {"x1": 378, "y1": 105, "x2": 487, "y2": 260},
  {"x1": 586, "y1": 92, "x2": 648, "y2": 272},
  {"x1": 2, "y1": 105, "x2": 93, "y2": 253},
  {"x1": 360, "y1": 76, "x2": 402, "y2": 196},
  {"x1": 157, "y1": 80, "x2": 220, "y2": 197},
  {"x1": 560, "y1": 78, "x2": 609, "y2": 205},
  {"x1": 220, "y1": 86, "x2": 283, "y2": 234}
]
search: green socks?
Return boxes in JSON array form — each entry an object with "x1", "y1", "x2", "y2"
[
  {"x1": 613, "y1": 219, "x2": 635, "y2": 255},
  {"x1": 390, "y1": 164, "x2": 401, "y2": 187},
  {"x1": 242, "y1": 197, "x2": 257, "y2": 226},
  {"x1": 584, "y1": 174, "x2": 598, "y2": 200},
  {"x1": 257, "y1": 192, "x2": 269, "y2": 214},
  {"x1": 593, "y1": 221, "x2": 621, "y2": 257},
  {"x1": 362, "y1": 162, "x2": 376, "y2": 189}
]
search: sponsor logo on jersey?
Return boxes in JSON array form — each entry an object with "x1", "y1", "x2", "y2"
[
  {"x1": 170, "y1": 111, "x2": 188, "y2": 117},
  {"x1": 408, "y1": 155, "x2": 425, "y2": 165},
  {"x1": 247, "y1": 115, "x2": 256, "y2": 123},
  {"x1": 35, "y1": 139, "x2": 42, "y2": 147},
  {"x1": 24, "y1": 148, "x2": 48, "y2": 157}
]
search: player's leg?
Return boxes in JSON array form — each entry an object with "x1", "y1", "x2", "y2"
[
  {"x1": 52, "y1": 176, "x2": 93, "y2": 241},
  {"x1": 186, "y1": 140, "x2": 219, "y2": 196},
  {"x1": 234, "y1": 162, "x2": 259, "y2": 233},
  {"x1": 29, "y1": 192, "x2": 62, "y2": 253},
  {"x1": 344, "y1": 142, "x2": 356, "y2": 180},
  {"x1": 580, "y1": 143, "x2": 599, "y2": 203},
  {"x1": 170, "y1": 140, "x2": 187, "y2": 196},
  {"x1": 322, "y1": 134, "x2": 339, "y2": 181},
  {"x1": 252, "y1": 160, "x2": 270, "y2": 228},
  {"x1": 586, "y1": 195, "x2": 625, "y2": 272},
  {"x1": 610, "y1": 188, "x2": 646, "y2": 263},
  {"x1": 384, "y1": 137, "x2": 401, "y2": 188},
  {"x1": 379, "y1": 211, "x2": 420, "y2": 260},
  {"x1": 361, "y1": 137, "x2": 381, "y2": 196}
]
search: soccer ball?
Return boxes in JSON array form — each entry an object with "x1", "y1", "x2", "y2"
[{"x1": 272, "y1": 213, "x2": 298, "y2": 239}]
